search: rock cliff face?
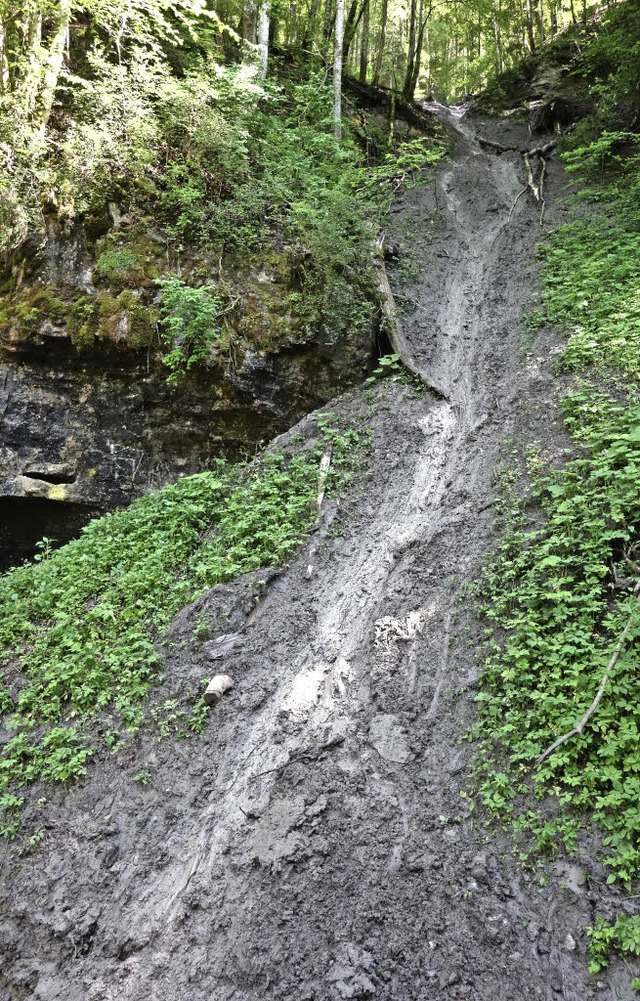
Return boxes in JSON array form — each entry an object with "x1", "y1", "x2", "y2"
[
  {"x1": 472, "y1": 29, "x2": 591, "y2": 128},
  {"x1": 0, "y1": 220, "x2": 376, "y2": 566}
]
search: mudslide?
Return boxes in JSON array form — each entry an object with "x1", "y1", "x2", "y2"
[{"x1": 1, "y1": 108, "x2": 632, "y2": 1001}]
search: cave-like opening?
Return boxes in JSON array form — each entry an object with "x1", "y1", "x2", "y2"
[{"x1": 0, "y1": 497, "x2": 98, "y2": 572}]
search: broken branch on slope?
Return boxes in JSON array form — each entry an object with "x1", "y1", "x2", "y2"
[
  {"x1": 535, "y1": 580, "x2": 640, "y2": 767},
  {"x1": 372, "y1": 240, "x2": 449, "y2": 400}
]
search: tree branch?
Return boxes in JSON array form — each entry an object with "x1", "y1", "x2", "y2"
[
  {"x1": 536, "y1": 581, "x2": 640, "y2": 766},
  {"x1": 372, "y1": 240, "x2": 449, "y2": 400}
]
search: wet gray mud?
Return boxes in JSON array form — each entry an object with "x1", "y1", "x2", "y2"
[{"x1": 1, "y1": 108, "x2": 634, "y2": 1000}]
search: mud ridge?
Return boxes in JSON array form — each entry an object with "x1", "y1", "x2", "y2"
[{"x1": 0, "y1": 108, "x2": 633, "y2": 1001}]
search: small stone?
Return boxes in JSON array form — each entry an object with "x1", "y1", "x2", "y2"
[
  {"x1": 563, "y1": 932, "x2": 576, "y2": 952},
  {"x1": 203, "y1": 674, "x2": 234, "y2": 706}
]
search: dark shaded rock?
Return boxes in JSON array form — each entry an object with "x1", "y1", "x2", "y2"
[{"x1": 530, "y1": 96, "x2": 590, "y2": 134}]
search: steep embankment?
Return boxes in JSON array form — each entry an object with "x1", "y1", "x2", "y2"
[{"x1": 1, "y1": 109, "x2": 633, "y2": 1000}]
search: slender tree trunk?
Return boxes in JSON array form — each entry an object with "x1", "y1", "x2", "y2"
[
  {"x1": 258, "y1": 1, "x2": 270, "y2": 75},
  {"x1": 372, "y1": 0, "x2": 388, "y2": 87},
  {"x1": 409, "y1": 5, "x2": 428, "y2": 100},
  {"x1": 242, "y1": 0, "x2": 258, "y2": 43},
  {"x1": 525, "y1": 0, "x2": 536, "y2": 52},
  {"x1": 402, "y1": 0, "x2": 418, "y2": 99},
  {"x1": 344, "y1": 0, "x2": 366, "y2": 61},
  {"x1": 303, "y1": 0, "x2": 321, "y2": 49},
  {"x1": 492, "y1": 12, "x2": 503, "y2": 73},
  {"x1": 538, "y1": 0, "x2": 545, "y2": 44},
  {"x1": 286, "y1": 1, "x2": 297, "y2": 47},
  {"x1": 324, "y1": 0, "x2": 334, "y2": 44},
  {"x1": 0, "y1": 21, "x2": 5, "y2": 95},
  {"x1": 359, "y1": 0, "x2": 369, "y2": 82},
  {"x1": 334, "y1": 0, "x2": 344, "y2": 139},
  {"x1": 34, "y1": 0, "x2": 71, "y2": 135},
  {"x1": 19, "y1": 9, "x2": 43, "y2": 110}
]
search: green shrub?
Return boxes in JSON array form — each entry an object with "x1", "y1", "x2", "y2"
[
  {"x1": 94, "y1": 248, "x2": 140, "y2": 287},
  {"x1": 156, "y1": 277, "x2": 225, "y2": 383}
]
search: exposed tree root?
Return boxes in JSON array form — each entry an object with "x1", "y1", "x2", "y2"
[
  {"x1": 477, "y1": 137, "x2": 555, "y2": 224},
  {"x1": 536, "y1": 581, "x2": 640, "y2": 767}
]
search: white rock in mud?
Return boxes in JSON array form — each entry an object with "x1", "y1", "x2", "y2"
[
  {"x1": 204, "y1": 674, "x2": 234, "y2": 706},
  {"x1": 369, "y1": 714, "x2": 412, "y2": 763}
]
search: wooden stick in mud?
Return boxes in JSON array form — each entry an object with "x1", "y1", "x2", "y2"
[
  {"x1": 316, "y1": 445, "x2": 332, "y2": 517},
  {"x1": 536, "y1": 581, "x2": 640, "y2": 766}
]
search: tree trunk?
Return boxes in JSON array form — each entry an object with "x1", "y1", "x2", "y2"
[
  {"x1": 402, "y1": 0, "x2": 418, "y2": 100},
  {"x1": 242, "y1": 0, "x2": 258, "y2": 43},
  {"x1": 324, "y1": 0, "x2": 334, "y2": 43},
  {"x1": 35, "y1": 0, "x2": 71, "y2": 135},
  {"x1": 525, "y1": 0, "x2": 536, "y2": 52},
  {"x1": 409, "y1": 2, "x2": 427, "y2": 101},
  {"x1": 334, "y1": 0, "x2": 344, "y2": 139},
  {"x1": 258, "y1": 1, "x2": 270, "y2": 75},
  {"x1": 343, "y1": 0, "x2": 366, "y2": 61},
  {"x1": 569, "y1": 0, "x2": 577, "y2": 26},
  {"x1": 359, "y1": 0, "x2": 369, "y2": 83},
  {"x1": 492, "y1": 12, "x2": 503, "y2": 73},
  {"x1": 286, "y1": 1, "x2": 297, "y2": 47},
  {"x1": 303, "y1": 0, "x2": 321, "y2": 49},
  {"x1": 372, "y1": 0, "x2": 388, "y2": 87}
]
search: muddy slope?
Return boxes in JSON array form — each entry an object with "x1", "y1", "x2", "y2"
[{"x1": 0, "y1": 109, "x2": 633, "y2": 1001}]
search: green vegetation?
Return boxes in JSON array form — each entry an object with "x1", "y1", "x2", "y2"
[
  {"x1": 0, "y1": 417, "x2": 369, "y2": 838},
  {"x1": 588, "y1": 915, "x2": 640, "y2": 977},
  {"x1": 477, "y1": 389, "x2": 640, "y2": 884},
  {"x1": 475, "y1": 3, "x2": 640, "y2": 983},
  {"x1": 156, "y1": 277, "x2": 227, "y2": 384}
]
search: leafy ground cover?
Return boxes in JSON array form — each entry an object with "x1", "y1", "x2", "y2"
[
  {"x1": 474, "y1": 9, "x2": 640, "y2": 981},
  {"x1": 0, "y1": 417, "x2": 369, "y2": 837}
]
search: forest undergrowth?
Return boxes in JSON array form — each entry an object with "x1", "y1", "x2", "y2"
[
  {"x1": 473, "y1": 1, "x2": 640, "y2": 982},
  {"x1": 0, "y1": 416, "x2": 370, "y2": 842}
]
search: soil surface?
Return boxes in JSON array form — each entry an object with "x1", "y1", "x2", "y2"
[{"x1": 1, "y1": 107, "x2": 635, "y2": 1000}]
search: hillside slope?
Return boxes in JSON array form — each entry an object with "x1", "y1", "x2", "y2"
[{"x1": 1, "y1": 105, "x2": 635, "y2": 1001}]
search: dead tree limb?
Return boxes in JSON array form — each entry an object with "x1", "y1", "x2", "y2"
[
  {"x1": 478, "y1": 137, "x2": 557, "y2": 157},
  {"x1": 523, "y1": 151, "x2": 539, "y2": 201},
  {"x1": 539, "y1": 156, "x2": 548, "y2": 224},
  {"x1": 372, "y1": 242, "x2": 449, "y2": 400},
  {"x1": 316, "y1": 446, "x2": 332, "y2": 517},
  {"x1": 478, "y1": 137, "x2": 518, "y2": 153},
  {"x1": 508, "y1": 186, "x2": 528, "y2": 222},
  {"x1": 536, "y1": 581, "x2": 640, "y2": 767}
]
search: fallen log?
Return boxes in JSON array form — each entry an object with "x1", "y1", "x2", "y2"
[{"x1": 478, "y1": 137, "x2": 557, "y2": 157}]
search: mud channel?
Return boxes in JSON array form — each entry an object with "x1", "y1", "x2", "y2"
[{"x1": 1, "y1": 107, "x2": 635, "y2": 1001}]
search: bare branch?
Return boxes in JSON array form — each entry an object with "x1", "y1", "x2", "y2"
[{"x1": 536, "y1": 581, "x2": 640, "y2": 767}]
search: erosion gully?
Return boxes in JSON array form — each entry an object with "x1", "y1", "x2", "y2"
[{"x1": 1, "y1": 107, "x2": 634, "y2": 1001}]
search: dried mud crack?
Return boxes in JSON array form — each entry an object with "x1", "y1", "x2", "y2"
[{"x1": 0, "y1": 109, "x2": 632, "y2": 1001}]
